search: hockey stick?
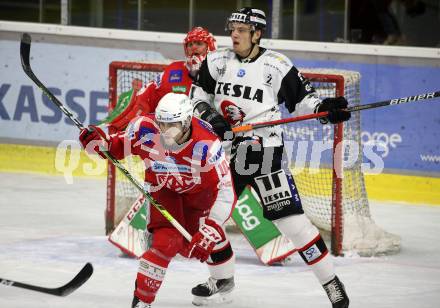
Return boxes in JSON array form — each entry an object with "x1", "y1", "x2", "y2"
[
  {"x1": 0, "y1": 263, "x2": 93, "y2": 296},
  {"x1": 20, "y1": 33, "x2": 191, "y2": 241},
  {"x1": 232, "y1": 91, "x2": 440, "y2": 133}
]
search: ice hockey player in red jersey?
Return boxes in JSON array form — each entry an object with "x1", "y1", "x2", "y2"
[
  {"x1": 107, "y1": 27, "x2": 216, "y2": 131},
  {"x1": 79, "y1": 93, "x2": 236, "y2": 308},
  {"x1": 191, "y1": 7, "x2": 350, "y2": 308}
]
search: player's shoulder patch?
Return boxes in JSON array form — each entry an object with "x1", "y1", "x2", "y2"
[
  {"x1": 163, "y1": 61, "x2": 186, "y2": 84},
  {"x1": 168, "y1": 69, "x2": 183, "y2": 83},
  {"x1": 206, "y1": 49, "x2": 232, "y2": 80},
  {"x1": 263, "y1": 50, "x2": 292, "y2": 71},
  {"x1": 208, "y1": 48, "x2": 229, "y2": 57},
  {"x1": 208, "y1": 48, "x2": 232, "y2": 66}
]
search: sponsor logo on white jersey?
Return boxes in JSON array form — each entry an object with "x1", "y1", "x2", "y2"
[{"x1": 215, "y1": 82, "x2": 263, "y2": 103}]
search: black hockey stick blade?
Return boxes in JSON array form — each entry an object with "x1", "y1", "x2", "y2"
[
  {"x1": 20, "y1": 32, "x2": 85, "y2": 130},
  {"x1": 0, "y1": 263, "x2": 93, "y2": 297},
  {"x1": 20, "y1": 33, "x2": 32, "y2": 71}
]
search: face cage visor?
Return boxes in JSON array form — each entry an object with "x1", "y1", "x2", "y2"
[{"x1": 225, "y1": 21, "x2": 255, "y2": 35}]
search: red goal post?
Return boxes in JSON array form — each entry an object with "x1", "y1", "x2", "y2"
[{"x1": 105, "y1": 61, "x2": 401, "y2": 257}]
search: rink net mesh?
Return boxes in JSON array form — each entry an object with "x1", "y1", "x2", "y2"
[{"x1": 106, "y1": 61, "x2": 400, "y2": 256}]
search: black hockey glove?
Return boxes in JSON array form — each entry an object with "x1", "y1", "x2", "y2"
[
  {"x1": 195, "y1": 101, "x2": 234, "y2": 140},
  {"x1": 207, "y1": 113, "x2": 234, "y2": 141},
  {"x1": 316, "y1": 97, "x2": 351, "y2": 124}
]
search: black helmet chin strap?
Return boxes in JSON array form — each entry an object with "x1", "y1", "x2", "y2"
[{"x1": 242, "y1": 30, "x2": 256, "y2": 60}]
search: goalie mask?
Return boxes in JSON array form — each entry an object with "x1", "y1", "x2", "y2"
[{"x1": 184, "y1": 27, "x2": 216, "y2": 75}]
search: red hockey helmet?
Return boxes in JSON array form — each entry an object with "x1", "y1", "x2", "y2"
[{"x1": 183, "y1": 27, "x2": 216, "y2": 74}]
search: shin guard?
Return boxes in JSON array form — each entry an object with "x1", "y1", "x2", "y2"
[
  {"x1": 134, "y1": 249, "x2": 169, "y2": 304},
  {"x1": 134, "y1": 228, "x2": 184, "y2": 303},
  {"x1": 275, "y1": 215, "x2": 335, "y2": 284}
]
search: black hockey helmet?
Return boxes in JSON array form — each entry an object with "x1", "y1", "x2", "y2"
[{"x1": 226, "y1": 7, "x2": 267, "y2": 31}]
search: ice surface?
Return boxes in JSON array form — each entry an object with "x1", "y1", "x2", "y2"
[{"x1": 1, "y1": 172, "x2": 439, "y2": 307}]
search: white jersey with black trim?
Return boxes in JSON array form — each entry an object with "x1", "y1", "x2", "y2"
[{"x1": 191, "y1": 47, "x2": 321, "y2": 147}]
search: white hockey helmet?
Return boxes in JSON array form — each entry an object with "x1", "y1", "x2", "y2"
[{"x1": 155, "y1": 93, "x2": 194, "y2": 130}]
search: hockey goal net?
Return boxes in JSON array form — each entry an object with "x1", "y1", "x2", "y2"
[{"x1": 105, "y1": 61, "x2": 400, "y2": 257}]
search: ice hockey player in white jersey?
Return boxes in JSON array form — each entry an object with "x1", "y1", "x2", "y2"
[{"x1": 191, "y1": 7, "x2": 350, "y2": 308}]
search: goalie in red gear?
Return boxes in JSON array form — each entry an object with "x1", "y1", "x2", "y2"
[
  {"x1": 106, "y1": 27, "x2": 216, "y2": 131},
  {"x1": 80, "y1": 93, "x2": 236, "y2": 308},
  {"x1": 184, "y1": 26, "x2": 216, "y2": 77}
]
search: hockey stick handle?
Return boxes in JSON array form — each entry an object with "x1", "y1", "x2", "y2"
[
  {"x1": 20, "y1": 33, "x2": 192, "y2": 242},
  {"x1": 232, "y1": 111, "x2": 329, "y2": 132},
  {"x1": 232, "y1": 91, "x2": 440, "y2": 133}
]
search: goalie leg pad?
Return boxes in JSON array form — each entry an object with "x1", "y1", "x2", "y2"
[{"x1": 253, "y1": 169, "x2": 304, "y2": 221}]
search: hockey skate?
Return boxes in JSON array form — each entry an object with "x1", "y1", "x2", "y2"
[
  {"x1": 132, "y1": 296, "x2": 151, "y2": 308},
  {"x1": 323, "y1": 276, "x2": 349, "y2": 308},
  {"x1": 192, "y1": 276, "x2": 235, "y2": 306}
]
